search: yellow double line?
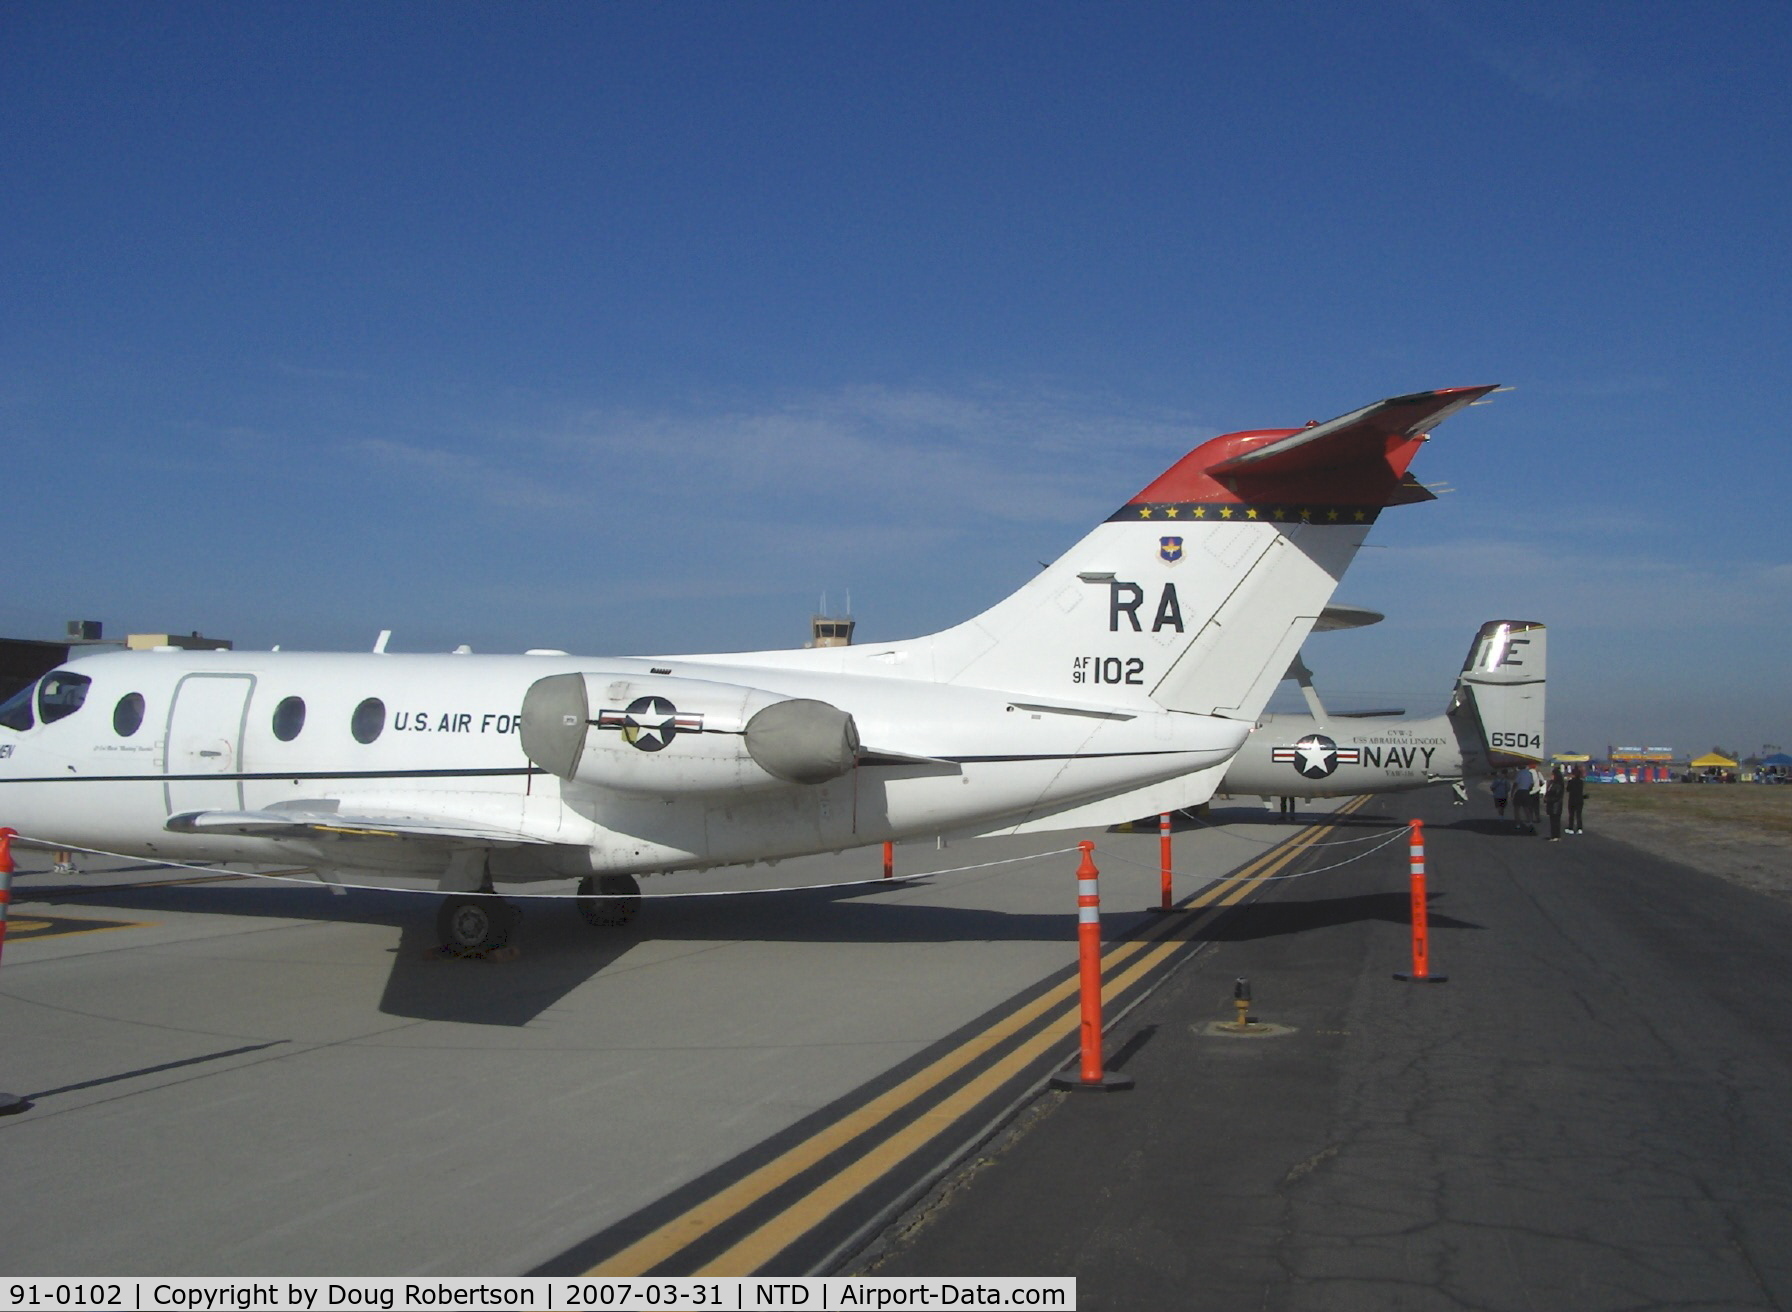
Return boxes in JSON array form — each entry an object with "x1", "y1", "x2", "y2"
[{"x1": 588, "y1": 799, "x2": 1372, "y2": 1276}]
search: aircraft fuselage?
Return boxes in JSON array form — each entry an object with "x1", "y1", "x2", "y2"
[
  {"x1": 1219, "y1": 710, "x2": 1475, "y2": 799},
  {"x1": 0, "y1": 647, "x2": 1245, "y2": 882}
]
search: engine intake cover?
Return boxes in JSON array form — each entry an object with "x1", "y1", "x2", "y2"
[
  {"x1": 520, "y1": 673, "x2": 590, "y2": 780},
  {"x1": 744, "y1": 698, "x2": 860, "y2": 784}
]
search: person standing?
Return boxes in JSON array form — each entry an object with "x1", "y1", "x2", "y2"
[
  {"x1": 1566, "y1": 765, "x2": 1586, "y2": 834},
  {"x1": 1513, "y1": 764, "x2": 1536, "y2": 831},
  {"x1": 1544, "y1": 767, "x2": 1565, "y2": 840},
  {"x1": 1491, "y1": 771, "x2": 1511, "y2": 820}
]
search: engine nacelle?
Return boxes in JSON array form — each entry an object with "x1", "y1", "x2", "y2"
[{"x1": 519, "y1": 672, "x2": 859, "y2": 796}]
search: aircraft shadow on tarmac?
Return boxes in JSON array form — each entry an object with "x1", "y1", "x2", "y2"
[
  {"x1": 1200, "y1": 807, "x2": 1404, "y2": 831},
  {"x1": 381, "y1": 884, "x2": 1118, "y2": 1024},
  {"x1": 1443, "y1": 817, "x2": 1554, "y2": 837},
  {"x1": 15, "y1": 873, "x2": 1079, "y2": 1027},
  {"x1": 21, "y1": 874, "x2": 422, "y2": 931},
  {"x1": 18, "y1": 869, "x2": 1460, "y2": 1027},
  {"x1": 1205, "y1": 890, "x2": 1482, "y2": 941},
  {"x1": 17, "y1": 874, "x2": 613, "y2": 1025}
]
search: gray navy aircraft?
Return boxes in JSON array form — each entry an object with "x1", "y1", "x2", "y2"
[{"x1": 1217, "y1": 619, "x2": 1546, "y2": 802}]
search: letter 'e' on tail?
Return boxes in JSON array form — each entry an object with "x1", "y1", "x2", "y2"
[{"x1": 925, "y1": 386, "x2": 1499, "y2": 717}]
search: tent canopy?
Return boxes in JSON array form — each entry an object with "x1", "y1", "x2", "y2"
[{"x1": 1690, "y1": 752, "x2": 1738, "y2": 768}]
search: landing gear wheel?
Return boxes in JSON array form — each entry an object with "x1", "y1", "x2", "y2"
[
  {"x1": 577, "y1": 874, "x2": 641, "y2": 928},
  {"x1": 438, "y1": 894, "x2": 517, "y2": 953}
]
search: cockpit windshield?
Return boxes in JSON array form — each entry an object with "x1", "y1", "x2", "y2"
[
  {"x1": 37, "y1": 671, "x2": 92, "y2": 724},
  {"x1": 0, "y1": 681, "x2": 34, "y2": 732}
]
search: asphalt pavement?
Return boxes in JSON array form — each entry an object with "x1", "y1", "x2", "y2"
[{"x1": 855, "y1": 788, "x2": 1792, "y2": 1311}]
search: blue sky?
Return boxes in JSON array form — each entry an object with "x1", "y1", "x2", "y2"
[{"x1": 5, "y1": 1, "x2": 1788, "y2": 757}]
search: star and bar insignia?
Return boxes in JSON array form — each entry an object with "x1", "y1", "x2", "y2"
[
  {"x1": 1271, "y1": 734, "x2": 1362, "y2": 779},
  {"x1": 597, "y1": 696, "x2": 706, "y2": 752}
]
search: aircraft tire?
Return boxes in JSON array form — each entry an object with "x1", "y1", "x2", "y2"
[
  {"x1": 577, "y1": 875, "x2": 641, "y2": 929},
  {"x1": 438, "y1": 894, "x2": 516, "y2": 952}
]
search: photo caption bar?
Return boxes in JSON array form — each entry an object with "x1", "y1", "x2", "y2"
[{"x1": 1, "y1": 1278, "x2": 1075, "y2": 1312}]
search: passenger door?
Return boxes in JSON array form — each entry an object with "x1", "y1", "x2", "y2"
[{"x1": 163, "y1": 673, "x2": 255, "y2": 815}]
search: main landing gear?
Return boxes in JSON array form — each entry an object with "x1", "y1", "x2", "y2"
[
  {"x1": 576, "y1": 874, "x2": 641, "y2": 928},
  {"x1": 437, "y1": 894, "x2": 518, "y2": 954},
  {"x1": 433, "y1": 875, "x2": 642, "y2": 953}
]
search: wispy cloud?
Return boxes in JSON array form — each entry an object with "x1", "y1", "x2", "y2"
[
  {"x1": 1401, "y1": 0, "x2": 1604, "y2": 105},
  {"x1": 1389, "y1": 535, "x2": 1792, "y2": 633},
  {"x1": 340, "y1": 382, "x2": 1211, "y2": 533},
  {"x1": 1285, "y1": 532, "x2": 1792, "y2": 752},
  {"x1": 353, "y1": 437, "x2": 591, "y2": 511},
  {"x1": 551, "y1": 384, "x2": 1200, "y2": 525}
]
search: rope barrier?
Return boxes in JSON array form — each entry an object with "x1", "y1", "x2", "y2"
[
  {"x1": 11, "y1": 809, "x2": 1401, "y2": 911},
  {"x1": 3, "y1": 835, "x2": 1083, "y2": 902},
  {"x1": 1102, "y1": 822, "x2": 1408, "y2": 884},
  {"x1": 1171, "y1": 809, "x2": 1402, "y2": 849},
  {"x1": 900, "y1": 846, "x2": 1084, "y2": 881}
]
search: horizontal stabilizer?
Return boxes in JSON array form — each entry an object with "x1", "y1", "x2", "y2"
[
  {"x1": 1205, "y1": 386, "x2": 1497, "y2": 479},
  {"x1": 1125, "y1": 385, "x2": 1497, "y2": 521},
  {"x1": 1313, "y1": 604, "x2": 1385, "y2": 632}
]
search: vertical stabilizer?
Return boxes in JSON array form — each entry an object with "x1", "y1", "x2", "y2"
[
  {"x1": 1451, "y1": 620, "x2": 1547, "y2": 766},
  {"x1": 704, "y1": 388, "x2": 1497, "y2": 730},
  {"x1": 916, "y1": 388, "x2": 1496, "y2": 717}
]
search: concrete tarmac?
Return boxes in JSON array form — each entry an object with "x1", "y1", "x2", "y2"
[
  {"x1": 857, "y1": 788, "x2": 1792, "y2": 1310},
  {"x1": 0, "y1": 811, "x2": 1309, "y2": 1275}
]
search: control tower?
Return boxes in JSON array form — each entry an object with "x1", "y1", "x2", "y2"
[{"x1": 807, "y1": 598, "x2": 855, "y2": 648}]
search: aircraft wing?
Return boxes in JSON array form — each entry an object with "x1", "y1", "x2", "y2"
[
  {"x1": 164, "y1": 806, "x2": 555, "y2": 845},
  {"x1": 1207, "y1": 386, "x2": 1498, "y2": 482}
]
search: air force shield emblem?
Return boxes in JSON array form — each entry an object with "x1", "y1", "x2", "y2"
[{"x1": 1158, "y1": 536, "x2": 1184, "y2": 565}]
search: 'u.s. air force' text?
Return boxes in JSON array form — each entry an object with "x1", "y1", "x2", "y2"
[{"x1": 390, "y1": 712, "x2": 522, "y2": 734}]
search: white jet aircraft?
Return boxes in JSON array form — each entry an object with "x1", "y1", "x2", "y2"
[
  {"x1": 1217, "y1": 619, "x2": 1547, "y2": 803},
  {"x1": 0, "y1": 386, "x2": 1495, "y2": 950}
]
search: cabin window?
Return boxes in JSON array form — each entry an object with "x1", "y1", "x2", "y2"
[
  {"x1": 113, "y1": 692, "x2": 146, "y2": 738},
  {"x1": 38, "y1": 671, "x2": 92, "y2": 724},
  {"x1": 0, "y1": 682, "x2": 34, "y2": 732},
  {"x1": 351, "y1": 697, "x2": 386, "y2": 744},
  {"x1": 272, "y1": 695, "x2": 306, "y2": 742}
]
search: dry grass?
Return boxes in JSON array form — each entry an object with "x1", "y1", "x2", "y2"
[
  {"x1": 1588, "y1": 782, "x2": 1792, "y2": 841},
  {"x1": 1585, "y1": 783, "x2": 1792, "y2": 901}
]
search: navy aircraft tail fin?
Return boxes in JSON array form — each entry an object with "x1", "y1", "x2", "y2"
[{"x1": 1450, "y1": 620, "x2": 1547, "y2": 767}]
